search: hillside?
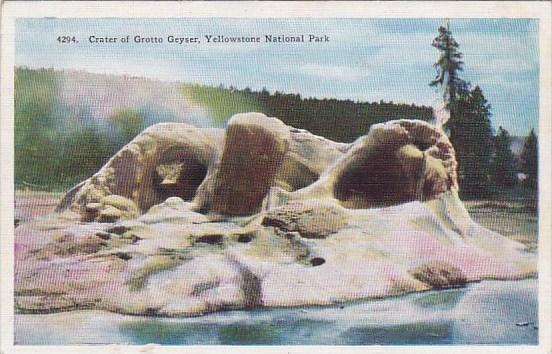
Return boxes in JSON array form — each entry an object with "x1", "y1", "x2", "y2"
[{"x1": 182, "y1": 84, "x2": 433, "y2": 143}]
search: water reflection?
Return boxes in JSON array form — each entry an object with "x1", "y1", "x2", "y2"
[
  {"x1": 341, "y1": 321, "x2": 454, "y2": 345},
  {"x1": 119, "y1": 318, "x2": 335, "y2": 345},
  {"x1": 413, "y1": 289, "x2": 465, "y2": 310}
]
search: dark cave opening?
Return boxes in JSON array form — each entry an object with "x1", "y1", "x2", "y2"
[
  {"x1": 333, "y1": 146, "x2": 417, "y2": 208},
  {"x1": 153, "y1": 154, "x2": 208, "y2": 202}
]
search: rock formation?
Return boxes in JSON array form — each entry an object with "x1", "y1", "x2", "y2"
[
  {"x1": 207, "y1": 113, "x2": 290, "y2": 216},
  {"x1": 16, "y1": 113, "x2": 536, "y2": 316}
]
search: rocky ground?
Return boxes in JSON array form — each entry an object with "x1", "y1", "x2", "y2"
[
  {"x1": 465, "y1": 189, "x2": 538, "y2": 253},
  {"x1": 13, "y1": 114, "x2": 537, "y2": 317}
]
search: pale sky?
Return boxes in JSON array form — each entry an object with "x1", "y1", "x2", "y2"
[{"x1": 16, "y1": 18, "x2": 539, "y2": 136}]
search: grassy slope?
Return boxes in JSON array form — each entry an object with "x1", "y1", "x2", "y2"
[{"x1": 181, "y1": 84, "x2": 263, "y2": 124}]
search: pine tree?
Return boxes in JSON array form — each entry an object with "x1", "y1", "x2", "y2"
[
  {"x1": 429, "y1": 22, "x2": 494, "y2": 197},
  {"x1": 491, "y1": 126, "x2": 516, "y2": 187},
  {"x1": 429, "y1": 21, "x2": 465, "y2": 115},
  {"x1": 452, "y1": 86, "x2": 494, "y2": 196},
  {"x1": 521, "y1": 129, "x2": 538, "y2": 189}
]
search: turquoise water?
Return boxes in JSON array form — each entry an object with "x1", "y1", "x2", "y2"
[{"x1": 15, "y1": 279, "x2": 538, "y2": 345}]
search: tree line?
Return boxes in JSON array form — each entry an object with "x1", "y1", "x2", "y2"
[
  {"x1": 243, "y1": 89, "x2": 433, "y2": 143},
  {"x1": 182, "y1": 83, "x2": 433, "y2": 142}
]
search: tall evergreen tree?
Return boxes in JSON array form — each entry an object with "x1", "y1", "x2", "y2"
[
  {"x1": 429, "y1": 21, "x2": 465, "y2": 116},
  {"x1": 521, "y1": 129, "x2": 538, "y2": 189},
  {"x1": 491, "y1": 126, "x2": 516, "y2": 187},
  {"x1": 430, "y1": 22, "x2": 494, "y2": 197}
]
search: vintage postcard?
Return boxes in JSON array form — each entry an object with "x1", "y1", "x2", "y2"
[{"x1": 1, "y1": 1, "x2": 551, "y2": 353}]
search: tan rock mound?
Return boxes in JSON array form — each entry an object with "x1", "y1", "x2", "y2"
[
  {"x1": 59, "y1": 116, "x2": 454, "y2": 218},
  {"x1": 57, "y1": 123, "x2": 223, "y2": 216},
  {"x1": 332, "y1": 120, "x2": 456, "y2": 208},
  {"x1": 59, "y1": 113, "x2": 350, "y2": 219},
  {"x1": 18, "y1": 113, "x2": 533, "y2": 317},
  {"x1": 285, "y1": 119, "x2": 457, "y2": 209}
]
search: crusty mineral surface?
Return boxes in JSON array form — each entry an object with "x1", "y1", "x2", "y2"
[{"x1": 16, "y1": 113, "x2": 536, "y2": 316}]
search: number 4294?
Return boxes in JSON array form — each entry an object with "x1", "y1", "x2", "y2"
[{"x1": 57, "y1": 36, "x2": 78, "y2": 43}]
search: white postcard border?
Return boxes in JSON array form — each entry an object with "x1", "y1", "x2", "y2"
[{"x1": 1, "y1": 2, "x2": 550, "y2": 354}]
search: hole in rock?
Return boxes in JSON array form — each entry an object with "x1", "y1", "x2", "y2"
[
  {"x1": 310, "y1": 257, "x2": 326, "y2": 266},
  {"x1": 196, "y1": 234, "x2": 224, "y2": 245},
  {"x1": 154, "y1": 153, "x2": 208, "y2": 202},
  {"x1": 413, "y1": 140, "x2": 432, "y2": 152},
  {"x1": 107, "y1": 225, "x2": 130, "y2": 235},
  {"x1": 115, "y1": 252, "x2": 132, "y2": 260},
  {"x1": 237, "y1": 234, "x2": 253, "y2": 243},
  {"x1": 333, "y1": 146, "x2": 417, "y2": 208},
  {"x1": 95, "y1": 231, "x2": 111, "y2": 240}
]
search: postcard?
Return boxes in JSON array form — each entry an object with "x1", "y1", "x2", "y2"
[{"x1": 1, "y1": 1, "x2": 550, "y2": 353}]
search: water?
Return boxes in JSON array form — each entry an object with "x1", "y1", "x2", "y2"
[{"x1": 15, "y1": 279, "x2": 538, "y2": 345}]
